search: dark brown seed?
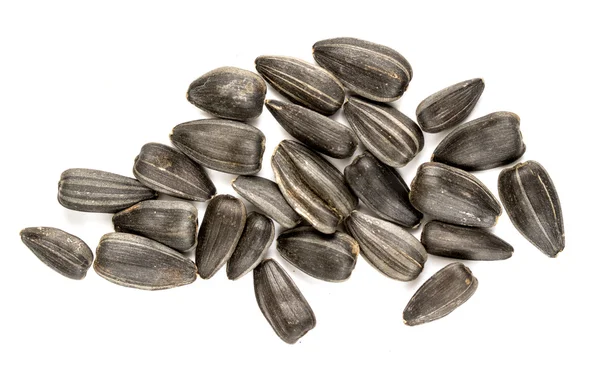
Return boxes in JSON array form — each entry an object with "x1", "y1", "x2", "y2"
[
  {"x1": 227, "y1": 212, "x2": 275, "y2": 280},
  {"x1": 20, "y1": 227, "x2": 93, "y2": 280}
]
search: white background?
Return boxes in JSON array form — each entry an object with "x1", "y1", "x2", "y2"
[{"x1": 1, "y1": 1, "x2": 598, "y2": 383}]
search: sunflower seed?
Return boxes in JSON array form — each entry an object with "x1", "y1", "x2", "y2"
[
  {"x1": 20, "y1": 227, "x2": 93, "y2": 280},
  {"x1": 421, "y1": 221, "x2": 513, "y2": 261},
  {"x1": 272, "y1": 140, "x2": 358, "y2": 234},
  {"x1": 313, "y1": 37, "x2": 412, "y2": 102},
  {"x1": 276, "y1": 226, "x2": 359, "y2": 282},
  {"x1": 170, "y1": 119, "x2": 265, "y2": 175},
  {"x1": 255, "y1": 55, "x2": 344, "y2": 115},
  {"x1": 186, "y1": 66, "x2": 266, "y2": 121},
  {"x1": 133, "y1": 143, "x2": 216, "y2": 201},
  {"x1": 254, "y1": 259, "x2": 316, "y2": 344},
  {"x1": 265, "y1": 99, "x2": 358, "y2": 159},
  {"x1": 196, "y1": 195, "x2": 246, "y2": 279},
  {"x1": 344, "y1": 211, "x2": 427, "y2": 281},
  {"x1": 403, "y1": 262, "x2": 478, "y2": 326},
  {"x1": 94, "y1": 232, "x2": 197, "y2": 290},
  {"x1": 409, "y1": 162, "x2": 502, "y2": 228},
  {"x1": 227, "y1": 212, "x2": 275, "y2": 280},
  {"x1": 343, "y1": 97, "x2": 424, "y2": 167},
  {"x1": 345, "y1": 151, "x2": 422, "y2": 228},
  {"x1": 112, "y1": 200, "x2": 198, "y2": 252},
  {"x1": 416, "y1": 78, "x2": 485, "y2": 133},
  {"x1": 232, "y1": 175, "x2": 302, "y2": 229},
  {"x1": 498, "y1": 161, "x2": 564, "y2": 257},
  {"x1": 58, "y1": 168, "x2": 157, "y2": 213}
]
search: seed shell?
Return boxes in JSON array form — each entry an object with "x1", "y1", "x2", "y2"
[{"x1": 227, "y1": 212, "x2": 275, "y2": 280}]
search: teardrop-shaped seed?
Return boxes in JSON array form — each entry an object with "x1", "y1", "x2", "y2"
[
  {"x1": 227, "y1": 212, "x2": 275, "y2": 280},
  {"x1": 344, "y1": 211, "x2": 427, "y2": 281},
  {"x1": 265, "y1": 99, "x2": 358, "y2": 159},
  {"x1": 94, "y1": 232, "x2": 197, "y2": 290},
  {"x1": 313, "y1": 37, "x2": 413, "y2": 102},
  {"x1": 410, "y1": 162, "x2": 502, "y2": 228},
  {"x1": 277, "y1": 226, "x2": 359, "y2": 282},
  {"x1": 58, "y1": 168, "x2": 157, "y2": 213},
  {"x1": 421, "y1": 221, "x2": 513, "y2": 261},
  {"x1": 133, "y1": 143, "x2": 216, "y2": 201},
  {"x1": 170, "y1": 119, "x2": 265, "y2": 175},
  {"x1": 345, "y1": 151, "x2": 422, "y2": 228},
  {"x1": 344, "y1": 97, "x2": 424, "y2": 167},
  {"x1": 272, "y1": 140, "x2": 358, "y2": 234},
  {"x1": 112, "y1": 200, "x2": 198, "y2": 252},
  {"x1": 186, "y1": 66, "x2": 266, "y2": 121},
  {"x1": 254, "y1": 259, "x2": 316, "y2": 344},
  {"x1": 232, "y1": 175, "x2": 301, "y2": 229},
  {"x1": 196, "y1": 195, "x2": 246, "y2": 279},
  {"x1": 432, "y1": 112, "x2": 526, "y2": 171},
  {"x1": 416, "y1": 78, "x2": 485, "y2": 133},
  {"x1": 403, "y1": 262, "x2": 478, "y2": 326},
  {"x1": 20, "y1": 227, "x2": 93, "y2": 280},
  {"x1": 498, "y1": 161, "x2": 564, "y2": 257},
  {"x1": 255, "y1": 55, "x2": 345, "y2": 115}
]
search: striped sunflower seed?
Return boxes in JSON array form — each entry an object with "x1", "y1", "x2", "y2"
[{"x1": 227, "y1": 212, "x2": 275, "y2": 280}]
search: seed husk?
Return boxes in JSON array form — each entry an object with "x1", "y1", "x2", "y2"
[
  {"x1": 344, "y1": 211, "x2": 427, "y2": 281},
  {"x1": 343, "y1": 97, "x2": 424, "y2": 167},
  {"x1": 232, "y1": 175, "x2": 302, "y2": 229},
  {"x1": 58, "y1": 168, "x2": 157, "y2": 213},
  {"x1": 344, "y1": 151, "x2": 422, "y2": 228},
  {"x1": 133, "y1": 143, "x2": 216, "y2": 201},
  {"x1": 313, "y1": 37, "x2": 412, "y2": 102},
  {"x1": 254, "y1": 259, "x2": 316, "y2": 344},
  {"x1": 112, "y1": 200, "x2": 198, "y2": 252},
  {"x1": 498, "y1": 161, "x2": 564, "y2": 257},
  {"x1": 186, "y1": 66, "x2": 266, "y2": 121},
  {"x1": 170, "y1": 119, "x2": 265, "y2": 175},
  {"x1": 94, "y1": 232, "x2": 197, "y2": 290},
  {"x1": 432, "y1": 112, "x2": 526, "y2": 171},
  {"x1": 196, "y1": 195, "x2": 247, "y2": 279},
  {"x1": 255, "y1": 55, "x2": 345, "y2": 115},
  {"x1": 403, "y1": 262, "x2": 478, "y2": 326},
  {"x1": 409, "y1": 162, "x2": 502, "y2": 228},
  {"x1": 272, "y1": 140, "x2": 358, "y2": 234},
  {"x1": 416, "y1": 78, "x2": 485, "y2": 133},
  {"x1": 20, "y1": 227, "x2": 93, "y2": 280},
  {"x1": 265, "y1": 99, "x2": 358, "y2": 159},
  {"x1": 227, "y1": 212, "x2": 275, "y2": 280},
  {"x1": 421, "y1": 221, "x2": 513, "y2": 261}
]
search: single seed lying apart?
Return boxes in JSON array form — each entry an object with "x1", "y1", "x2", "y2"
[{"x1": 227, "y1": 212, "x2": 275, "y2": 281}]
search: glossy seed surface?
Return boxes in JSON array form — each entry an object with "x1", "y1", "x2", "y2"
[{"x1": 227, "y1": 212, "x2": 275, "y2": 280}]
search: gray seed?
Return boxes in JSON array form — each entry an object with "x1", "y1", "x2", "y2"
[
  {"x1": 421, "y1": 221, "x2": 513, "y2": 261},
  {"x1": 313, "y1": 37, "x2": 413, "y2": 102},
  {"x1": 403, "y1": 262, "x2": 478, "y2": 326},
  {"x1": 133, "y1": 143, "x2": 216, "y2": 201},
  {"x1": 186, "y1": 66, "x2": 266, "y2": 121},
  {"x1": 170, "y1": 119, "x2": 265, "y2": 175},
  {"x1": 227, "y1": 212, "x2": 275, "y2": 280},
  {"x1": 254, "y1": 259, "x2": 316, "y2": 344},
  {"x1": 345, "y1": 151, "x2": 422, "y2": 228},
  {"x1": 196, "y1": 195, "x2": 246, "y2": 279},
  {"x1": 498, "y1": 161, "x2": 564, "y2": 257},
  {"x1": 112, "y1": 200, "x2": 198, "y2": 252},
  {"x1": 416, "y1": 78, "x2": 485, "y2": 133},
  {"x1": 343, "y1": 97, "x2": 424, "y2": 167},
  {"x1": 265, "y1": 99, "x2": 358, "y2": 159},
  {"x1": 276, "y1": 226, "x2": 359, "y2": 282},
  {"x1": 432, "y1": 112, "x2": 526, "y2": 171},
  {"x1": 94, "y1": 232, "x2": 197, "y2": 290},
  {"x1": 58, "y1": 168, "x2": 157, "y2": 213},
  {"x1": 20, "y1": 227, "x2": 93, "y2": 280},
  {"x1": 344, "y1": 211, "x2": 427, "y2": 281},
  {"x1": 255, "y1": 55, "x2": 345, "y2": 115},
  {"x1": 409, "y1": 162, "x2": 502, "y2": 228}
]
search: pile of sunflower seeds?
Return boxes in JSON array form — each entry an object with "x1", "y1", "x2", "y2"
[{"x1": 20, "y1": 37, "x2": 565, "y2": 344}]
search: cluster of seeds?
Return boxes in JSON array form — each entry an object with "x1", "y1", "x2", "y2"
[{"x1": 20, "y1": 37, "x2": 565, "y2": 344}]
